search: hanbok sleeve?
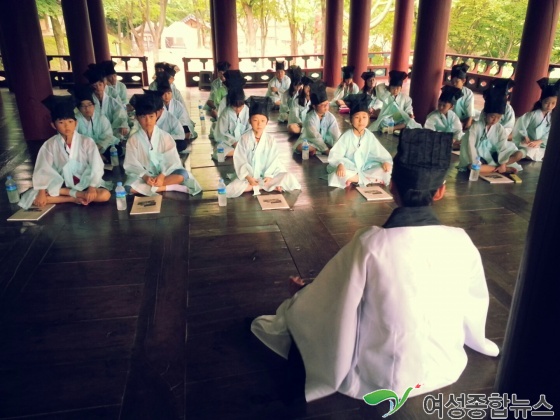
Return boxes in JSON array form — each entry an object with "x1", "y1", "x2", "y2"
[
  {"x1": 465, "y1": 89, "x2": 475, "y2": 118},
  {"x1": 424, "y1": 113, "x2": 437, "y2": 131},
  {"x1": 451, "y1": 113, "x2": 464, "y2": 140},
  {"x1": 327, "y1": 132, "x2": 354, "y2": 169},
  {"x1": 328, "y1": 116, "x2": 342, "y2": 144},
  {"x1": 123, "y1": 135, "x2": 149, "y2": 180},
  {"x1": 214, "y1": 110, "x2": 232, "y2": 144},
  {"x1": 351, "y1": 83, "x2": 359, "y2": 94},
  {"x1": 97, "y1": 115, "x2": 117, "y2": 153},
  {"x1": 32, "y1": 142, "x2": 64, "y2": 193},
  {"x1": 512, "y1": 112, "x2": 531, "y2": 145},
  {"x1": 330, "y1": 86, "x2": 344, "y2": 105},
  {"x1": 262, "y1": 136, "x2": 285, "y2": 178},
  {"x1": 495, "y1": 128, "x2": 517, "y2": 164},
  {"x1": 84, "y1": 136, "x2": 105, "y2": 188},
  {"x1": 233, "y1": 135, "x2": 254, "y2": 181},
  {"x1": 110, "y1": 101, "x2": 128, "y2": 130},
  {"x1": 303, "y1": 114, "x2": 329, "y2": 152}
]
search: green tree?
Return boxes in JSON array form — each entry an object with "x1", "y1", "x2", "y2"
[{"x1": 36, "y1": 0, "x2": 67, "y2": 68}]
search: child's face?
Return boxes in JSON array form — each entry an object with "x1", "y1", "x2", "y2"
[
  {"x1": 276, "y1": 70, "x2": 285, "y2": 80},
  {"x1": 250, "y1": 114, "x2": 268, "y2": 133},
  {"x1": 437, "y1": 101, "x2": 453, "y2": 114},
  {"x1": 137, "y1": 112, "x2": 158, "y2": 132},
  {"x1": 79, "y1": 100, "x2": 95, "y2": 119},
  {"x1": 162, "y1": 91, "x2": 173, "y2": 104},
  {"x1": 303, "y1": 85, "x2": 311, "y2": 95},
  {"x1": 105, "y1": 74, "x2": 117, "y2": 85},
  {"x1": 351, "y1": 111, "x2": 369, "y2": 131},
  {"x1": 542, "y1": 96, "x2": 557, "y2": 113},
  {"x1": 344, "y1": 78, "x2": 353, "y2": 86},
  {"x1": 51, "y1": 118, "x2": 76, "y2": 137},
  {"x1": 389, "y1": 85, "x2": 402, "y2": 96},
  {"x1": 169, "y1": 76, "x2": 175, "y2": 84},
  {"x1": 451, "y1": 77, "x2": 465, "y2": 89},
  {"x1": 218, "y1": 71, "x2": 225, "y2": 81},
  {"x1": 485, "y1": 113, "x2": 502, "y2": 126},
  {"x1": 92, "y1": 80, "x2": 105, "y2": 95},
  {"x1": 366, "y1": 78, "x2": 376, "y2": 88},
  {"x1": 315, "y1": 100, "x2": 329, "y2": 116}
]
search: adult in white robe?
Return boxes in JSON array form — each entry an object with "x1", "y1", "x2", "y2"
[
  {"x1": 327, "y1": 129, "x2": 392, "y2": 188},
  {"x1": 424, "y1": 109, "x2": 463, "y2": 141},
  {"x1": 123, "y1": 125, "x2": 202, "y2": 196},
  {"x1": 226, "y1": 130, "x2": 301, "y2": 198},
  {"x1": 75, "y1": 109, "x2": 118, "y2": 154},
  {"x1": 19, "y1": 132, "x2": 108, "y2": 209},
  {"x1": 213, "y1": 104, "x2": 251, "y2": 158},
  {"x1": 512, "y1": 108, "x2": 551, "y2": 162},
  {"x1": 294, "y1": 110, "x2": 341, "y2": 154}
]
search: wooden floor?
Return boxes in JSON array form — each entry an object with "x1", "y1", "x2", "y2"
[{"x1": 0, "y1": 87, "x2": 539, "y2": 419}]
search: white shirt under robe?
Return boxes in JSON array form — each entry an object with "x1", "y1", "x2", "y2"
[
  {"x1": 453, "y1": 86, "x2": 475, "y2": 121},
  {"x1": 93, "y1": 94, "x2": 128, "y2": 137},
  {"x1": 294, "y1": 110, "x2": 341, "y2": 153},
  {"x1": 330, "y1": 83, "x2": 359, "y2": 107},
  {"x1": 123, "y1": 125, "x2": 202, "y2": 196},
  {"x1": 369, "y1": 84, "x2": 421, "y2": 131},
  {"x1": 106, "y1": 81, "x2": 128, "y2": 106},
  {"x1": 19, "y1": 132, "x2": 107, "y2": 209},
  {"x1": 424, "y1": 110, "x2": 463, "y2": 140},
  {"x1": 251, "y1": 206, "x2": 499, "y2": 402},
  {"x1": 327, "y1": 129, "x2": 392, "y2": 188},
  {"x1": 512, "y1": 109, "x2": 550, "y2": 161},
  {"x1": 213, "y1": 105, "x2": 251, "y2": 158},
  {"x1": 226, "y1": 130, "x2": 301, "y2": 198},
  {"x1": 75, "y1": 109, "x2": 118, "y2": 153}
]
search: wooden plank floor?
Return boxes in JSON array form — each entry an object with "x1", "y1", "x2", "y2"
[{"x1": 0, "y1": 87, "x2": 537, "y2": 419}]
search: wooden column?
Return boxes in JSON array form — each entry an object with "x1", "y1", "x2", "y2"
[
  {"x1": 209, "y1": 0, "x2": 218, "y2": 77},
  {"x1": 61, "y1": 0, "x2": 95, "y2": 84},
  {"x1": 0, "y1": 24, "x2": 14, "y2": 92},
  {"x1": 0, "y1": 0, "x2": 54, "y2": 140},
  {"x1": 87, "y1": 0, "x2": 112, "y2": 62},
  {"x1": 347, "y1": 0, "x2": 372, "y2": 85},
  {"x1": 409, "y1": 0, "x2": 452, "y2": 125},
  {"x1": 323, "y1": 0, "x2": 344, "y2": 87},
  {"x1": 212, "y1": 0, "x2": 239, "y2": 70},
  {"x1": 390, "y1": 0, "x2": 415, "y2": 73},
  {"x1": 510, "y1": 0, "x2": 560, "y2": 116}
]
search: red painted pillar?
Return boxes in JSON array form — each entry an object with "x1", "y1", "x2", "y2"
[
  {"x1": 212, "y1": 0, "x2": 239, "y2": 70},
  {"x1": 347, "y1": 0, "x2": 372, "y2": 85},
  {"x1": 510, "y1": 0, "x2": 560, "y2": 116},
  {"x1": 323, "y1": 0, "x2": 344, "y2": 87},
  {"x1": 61, "y1": 0, "x2": 95, "y2": 84},
  {"x1": 0, "y1": 0, "x2": 54, "y2": 140},
  {"x1": 87, "y1": 0, "x2": 112, "y2": 62},
  {"x1": 409, "y1": 0, "x2": 452, "y2": 125},
  {"x1": 390, "y1": 0, "x2": 415, "y2": 73},
  {"x1": 495, "y1": 103, "x2": 560, "y2": 410}
]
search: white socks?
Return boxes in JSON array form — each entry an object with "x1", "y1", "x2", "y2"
[{"x1": 165, "y1": 184, "x2": 189, "y2": 193}]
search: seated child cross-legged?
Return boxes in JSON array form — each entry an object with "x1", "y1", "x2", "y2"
[
  {"x1": 327, "y1": 93, "x2": 392, "y2": 188},
  {"x1": 225, "y1": 96, "x2": 301, "y2": 198},
  {"x1": 458, "y1": 84, "x2": 523, "y2": 174},
  {"x1": 287, "y1": 76, "x2": 312, "y2": 135},
  {"x1": 124, "y1": 94, "x2": 202, "y2": 196},
  {"x1": 18, "y1": 95, "x2": 111, "y2": 209},
  {"x1": 424, "y1": 85, "x2": 464, "y2": 147}
]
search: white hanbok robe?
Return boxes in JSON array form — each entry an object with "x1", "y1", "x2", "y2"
[
  {"x1": 369, "y1": 84, "x2": 421, "y2": 131},
  {"x1": 330, "y1": 83, "x2": 359, "y2": 106},
  {"x1": 19, "y1": 132, "x2": 107, "y2": 209},
  {"x1": 458, "y1": 119, "x2": 521, "y2": 170},
  {"x1": 424, "y1": 110, "x2": 463, "y2": 140},
  {"x1": 106, "y1": 81, "x2": 128, "y2": 106},
  {"x1": 266, "y1": 76, "x2": 292, "y2": 113},
  {"x1": 165, "y1": 98, "x2": 196, "y2": 137},
  {"x1": 327, "y1": 129, "x2": 392, "y2": 188},
  {"x1": 453, "y1": 86, "x2": 475, "y2": 121},
  {"x1": 123, "y1": 125, "x2": 202, "y2": 196},
  {"x1": 288, "y1": 97, "x2": 311, "y2": 126},
  {"x1": 367, "y1": 93, "x2": 383, "y2": 112},
  {"x1": 93, "y1": 94, "x2": 128, "y2": 137},
  {"x1": 213, "y1": 105, "x2": 251, "y2": 158},
  {"x1": 479, "y1": 104, "x2": 515, "y2": 138},
  {"x1": 226, "y1": 130, "x2": 301, "y2": 198},
  {"x1": 294, "y1": 111, "x2": 341, "y2": 153},
  {"x1": 157, "y1": 108, "x2": 186, "y2": 141},
  {"x1": 207, "y1": 79, "x2": 227, "y2": 111},
  {"x1": 75, "y1": 109, "x2": 118, "y2": 153},
  {"x1": 149, "y1": 80, "x2": 186, "y2": 108},
  {"x1": 512, "y1": 109, "x2": 551, "y2": 161},
  {"x1": 251, "y1": 206, "x2": 499, "y2": 402}
]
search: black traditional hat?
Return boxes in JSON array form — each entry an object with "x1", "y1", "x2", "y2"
[
  {"x1": 154, "y1": 73, "x2": 173, "y2": 92},
  {"x1": 247, "y1": 96, "x2": 273, "y2": 119},
  {"x1": 69, "y1": 84, "x2": 94, "y2": 107},
  {"x1": 483, "y1": 86, "x2": 507, "y2": 114},
  {"x1": 392, "y1": 128, "x2": 452, "y2": 191},
  {"x1": 129, "y1": 93, "x2": 159, "y2": 116},
  {"x1": 42, "y1": 95, "x2": 77, "y2": 121},
  {"x1": 344, "y1": 93, "x2": 371, "y2": 116},
  {"x1": 163, "y1": 63, "x2": 177, "y2": 77},
  {"x1": 310, "y1": 80, "x2": 328, "y2": 105},
  {"x1": 439, "y1": 85, "x2": 463, "y2": 105},
  {"x1": 141, "y1": 89, "x2": 164, "y2": 110},
  {"x1": 100, "y1": 60, "x2": 117, "y2": 76},
  {"x1": 83, "y1": 63, "x2": 105, "y2": 84},
  {"x1": 224, "y1": 70, "x2": 246, "y2": 105},
  {"x1": 301, "y1": 76, "x2": 313, "y2": 86},
  {"x1": 536, "y1": 77, "x2": 560, "y2": 101},
  {"x1": 491, "y1": 78, "x2": 515, "y2": 93},
  {"x1": 154, "y1": 62, "x2": 166, "y2": 71},
  {"x1": 451, "y1": 63, "x2": 470, "y2": 80},
  {"x1": 216, "y1": 61, "x2": 231, "y2": 72},
  {"x1": 287, "y1": 66, "x2": 303, "y2": 84},
  {"x1": 389, "y1": 70, "x2": 408, "y2": 87},
  {"x1": 361, "y1": 71, "x2": 376, "y2": 82},
  {"x1": 342, "y1": 65, "x2": 355, "y2": 80}
]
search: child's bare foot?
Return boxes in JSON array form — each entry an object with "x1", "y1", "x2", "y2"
[
  {"x1": 275, "y1": 186, "x2": 283, "y2": 192},
  {"x1": 289, "y1": 275, "x2": 305, "y2": 295}
]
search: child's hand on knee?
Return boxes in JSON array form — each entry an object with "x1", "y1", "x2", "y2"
[
  {"x1": 85, "y1": 187, "x2": 97, "y2": 204},
  {"x1": 154, "y1": 174, "x2": 165, "y2": 187},
  {"x1": 246, "y1": 176, "x2": 259, "y2": 186},
  {"x1": 33, "y1": 190, "x2": 48, "y2": 207},
  {"x1": 337, "y1": 163, "x2": 346, "y2": 178},
  {"x1": 382, "y1": 162, "x2": 392, "y2": 172}
]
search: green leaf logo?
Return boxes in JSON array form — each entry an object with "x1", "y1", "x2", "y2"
[{"x1": 363, "y1": 384, "x2": 421, "y2": 417}]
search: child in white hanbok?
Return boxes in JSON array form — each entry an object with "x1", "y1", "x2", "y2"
[
  {"x1": 148, "y1": 62, "x2": 186, "y2": 109},
  {"x1": 294, "y1": 80, "x2": 341, "y2": 156},
  {"x1": 288, "y1": 76, "x2": 312, "y2": 135},
  {"x1": 18, "y1": 95, "x2": 111, "y2": 209},
  {"x1": 450, "y1": 63, "x2": 475, "y2": 131},
  {"x1": 330, "y1": 65, "x2": 360, "y2": 108},
  {"x1": 101, "y1": 60, "x2": 128, "y2": 107},
  {"x1": 512, "y1": 78, "x2": 559, "y2": 162},
  {"x1": 327, "y1": 93, "x2": 392, "y2": 188},
  {"x1": 479, "y1": 78, "x2": 516, "y2": 140},
  {"x1": 124, "y1": 94, "x2": 202, "y2": 196},
  {"x1": 424, "y1": 85, "x2": 464, "y2": 145},
  {"x1": 266, "y1": 61, "x2": 291, "y2": 117},
  {"x1": 226, "y1": 96, "x2": 301, "y2": 198},
  {"x1": 205, "y1": 61, "x2": 230, "y2": 119},
  {"x1": 361, "y1": 71, "x2": 383, "y2": 119}
]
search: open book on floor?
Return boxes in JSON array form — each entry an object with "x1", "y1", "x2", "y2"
[
  {"x1": 7, "y1": 204, "x2": 56, "y2": 222},
  {"x1": 356, "y1": 185, "x2": 394, "y2": 202},
  {"x1": 257, "y1": 194, "x2": 290, "y2": 210},
  {"x1": 130, "y1": 194, "x2": 162, "y2": 215},
  {"x1": 479, "y1": 173, "x2": 514, "y2": 184},
  {"x1": 315, "y1": 154, "x2": 329, "y2": 163}
]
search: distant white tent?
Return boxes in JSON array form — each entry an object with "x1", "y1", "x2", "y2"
[{"x1": 162, "y1": 15, "x2": 209, "y2": 51}]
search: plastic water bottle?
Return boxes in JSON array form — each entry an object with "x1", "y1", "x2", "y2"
[
  {"x1": 5, "y1": 176, "x2": 19, "y2": 204},
  {"x1": 387, "y1": 117, "x2": 395, "y2": 135},
  {"x1": 218, "y1": 178, "x2": 227, "y2": 207},
  {"x1": 110, "y1": 145, "x2": 119, "y2": 166},
  {"x1": 115, "y1": 182, "x2": 127, "y2": 210},
  {"x1": 469, "y1": 156, "x2": 481, "y2": 181},
  {"x1": 302, "y1": 139, "x2": 310, "y2": 160},
  {"x1": 199, "y1": 100, "x2": 205, "y2": 122},
  {"x1": 217, "y1": 142, "x2": 225, "y2": 163}
]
